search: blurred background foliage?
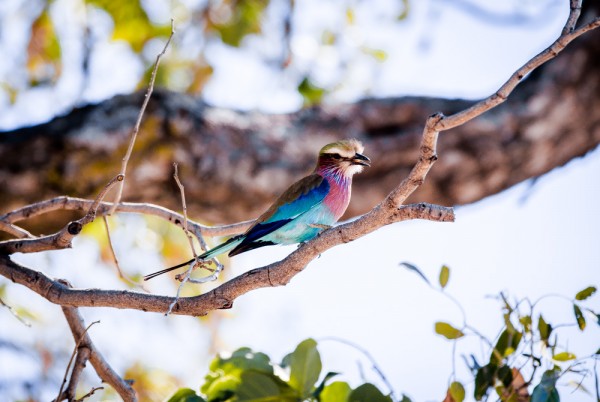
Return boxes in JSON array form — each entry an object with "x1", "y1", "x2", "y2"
[{"x1": 7, "y1": 0, "x2": 406, "y2": 107}]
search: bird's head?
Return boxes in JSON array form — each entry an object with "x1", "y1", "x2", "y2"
[{"x1": 316, "y1": 139, "x2": 371, "y2": 177}]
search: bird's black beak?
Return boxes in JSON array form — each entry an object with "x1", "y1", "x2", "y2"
[{"x1": 351, "y1": 153, "x2": 371, "y2": 167}]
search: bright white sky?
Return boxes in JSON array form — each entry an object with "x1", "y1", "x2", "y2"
[{"x1": 1, "y1": 0, "x2": 599, "y2": 401}]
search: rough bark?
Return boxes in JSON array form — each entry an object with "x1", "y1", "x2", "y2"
[{"x1": 1, "y1": 7, "x2": 599, "y2": 225}]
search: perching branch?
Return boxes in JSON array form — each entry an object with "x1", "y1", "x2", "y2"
[{"x1": 0, "y1": 203, "x2": 453, "y2": 315}]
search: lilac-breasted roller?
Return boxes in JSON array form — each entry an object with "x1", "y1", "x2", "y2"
[{"x1": 144, "y1": 139, "x2": 370, "y2": 280}]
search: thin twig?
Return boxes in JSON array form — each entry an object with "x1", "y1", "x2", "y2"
[
  {"x1": 0, "y1": 295, "x2": 31, "y2": 327},
  {"x1": 56, "y1": 320, "x2": 100, "y2": 402},
  {"x1": 0, "y1": 220, "x2": 33, "y2": 239},
  {"x1": 436, "y1": 1, "x2": 594, "y2": 132},
  {"x1": 320, "y1": 337, "x2": 397, "y2": 402},
  {"x1": 102, "y1": 216, "x2": 150, "y2": 293},
  {"x1": 74, "y1": 386, "x2": 104, "y2": 402},
  {"x1": 109, "y1": 20, "x2": 176, "y2": 215},
  {"x1": 84, "y1": 174, "x2": 125, "y2": 224},
  {"x1": 172, "y1": 163, "x2": 199, "y2": 262},
  {"x1": 166, "y1": 163, "x2": 200, "y2": 315}
]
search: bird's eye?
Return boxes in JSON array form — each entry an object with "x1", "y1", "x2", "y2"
[{"x1": 330, "y1": 153, "x2": 342, "y2": 159}]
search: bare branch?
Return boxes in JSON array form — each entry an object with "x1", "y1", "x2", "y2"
[
  {"x1": 0, "y1": 203, "x2": 453, "y2": 316},
  {"x1": 437, "y1": 0, "x2": 593, "y2": 131},
  {"x1": 62, "y1": 305, "x2": 137, "y2": 401},
  {"x1": 110, "y1": 20, "x2": 176, "y2": 214},
  {"x1": 0, "y1": 196, "x2": 254, "y2": 238},
  {"x1": 0, "y1": 222, "x2": 85, "y2": 254},
  {"x1": 0, "y1": 220, "x2": 33, "y2": 239},
  {"x1": 74, "y1": 386, "x2": 104, "y2": 402},
  {"x1": 65, "y1": 347, "x2": 91, "y2": 402},
  {"x1": 0, "y1": 175, "x2": 123, "y2": 254},
  {"x1": 56, "y1": 319, "x2": 99, "y2": 402},
  {"x1": 0, "y1": 0, "x2": 596, "y2": 322}
]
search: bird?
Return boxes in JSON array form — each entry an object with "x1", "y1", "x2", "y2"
[{"x1": 144, "y1": 139, "x2": 370, "y2": 281}]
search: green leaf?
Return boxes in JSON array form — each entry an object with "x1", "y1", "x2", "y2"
[
  {"x1": 201, "y1": 374, "x2": 239, "y2": 400},
  {"x1": 85, "y1": 0, "x2": 170, "y2": 52},
  {"x1": 397, "y1": 0, "x2": 410, "y2": 20},
  {"x1": 531, "y1": 370, "x2": 560, "y2": 402},
  {"x1": 474, "y1": 364, "x2": 497, "y2": 401},
  {"x1": 434, "y1": 322, "x2": 464, "y2": 340},
  {"x1": 287, "y1": 338, "x2": 322, "y2": 398},
  {"x1": 313, "y1": 372, "x2": 339, "y2": 399},
  {"x1": 209, "y1": 347, "x2": 273, "y2": 374},
  {"x1": 399, "y1": 395, "x2": 413, "y2": 402},
  {"x1": 361, "y1": 47, "x2": 388, "y2": 62},
  {"x1": 321, "y1": 381, "x2": 352, "y2": 402},
  {"x1": 348, "y1": 383, "x2": 392, "y2": 402},
  {"x1": 575, "y1": 286, "x2": 596, "y2": 301},
  {"x1": 206, "y1": 0, "x2": 269, "y2": 47},
  {"x1": 538, "y1": 315, "x2": 552, "y2": 345},
  {"x1": 519, "y1": 315, "x2": 532, "y2": 333},
  {"x1": 167, "y1": 388, "x2": 206, "y2": 402},
  {"x1": 497, "y1": 365, "x2": 513, "y2": 388},
  {"x1": 297, "y1": 77, "x2": 325, "y2": 106},
  {"x1": 201, "y1": 347, "x2": 273, "y2": 398},
  {"x1": 236, "y1": 371, "x2": 282, "y2": 401},
  {"x1": 553, "y1": 352, "x2": 576, "y2": 362},
  {"x1": 439, "y1": 265, "x2": 450, "y2": 289},
  {"x1": 27, "y1": 8, "x2": 62, "y2": 86},
  {"x1": 491, "y1": 329, "x2": 522, "y2": 365},
  {"x1": 573, "y1": 304, "x2": 586, "y2": 331},
  {"x1": 449, "y1": 381, "x2": 465, "y2": 402},
  {"x1": 399, "y1": 262, "x2": 430, "y2": 285}
]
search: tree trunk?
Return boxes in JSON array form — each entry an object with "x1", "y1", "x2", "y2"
[{"x1": 1, "y1": 7, "x2": 599, "y2": 225}]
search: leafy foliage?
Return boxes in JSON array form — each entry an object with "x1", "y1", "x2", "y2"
[
  {"x1": 4, "y1": 0, "x2": 409, "y2": 105},
  {"x1": 402, "y1": 264, "x2": 600, "y2": 402},
  {"x1": 169, "y1": 338, "x2": 393, "y2": 402},
  {"x1": 27, "y1": 7, "x2": 61, "y2": 86},
  {"x1": 86, "y1": 0, "x2": 171, "y2": 52}
]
